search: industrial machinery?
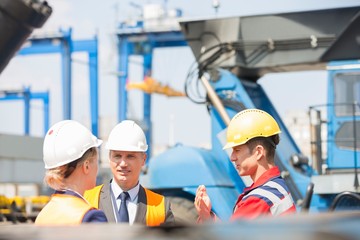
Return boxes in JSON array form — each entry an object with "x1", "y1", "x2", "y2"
[
  {"x1": 0, "y1": 0, "x2": 52, "y2": 74},
  {"x1": 1, "y1": 0, "x2": 360, "y2": 227},
  {"x1": 115, "y1": 6, "x2": 360, "y2": 222}
]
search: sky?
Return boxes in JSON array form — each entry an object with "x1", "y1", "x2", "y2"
[{"x1": 1, "y1": 0, "x2": 359, "y2": 154}]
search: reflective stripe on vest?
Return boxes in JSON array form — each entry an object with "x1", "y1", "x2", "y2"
[
  {"x1": 35, "y1": 194, "x2": 93, "y2": 225},
  {"x1": 84, "y1": 185, "x2": 165, "y2": 226},
  {"x1": 144, "y1": 188, "x2": 165, "y2": 226},
  {"x1": 244, "y1": 180, "x2": 295, "y2": 216}
]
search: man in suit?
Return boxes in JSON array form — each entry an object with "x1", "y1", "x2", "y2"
[{"x1": 84, "y1": 120, "x2": 175, "y2": 226}]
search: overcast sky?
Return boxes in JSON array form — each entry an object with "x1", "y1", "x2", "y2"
[{"x1": 0, "y1": 0, "x2": 359, "y2": 152}]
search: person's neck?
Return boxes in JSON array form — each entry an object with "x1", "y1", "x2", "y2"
[
  {"x1": 64, "y1": 177, "x2": 85, "y2": 196},
  {"x1": 251, "y1": 163, "x2": 274, "y2": 182},
  {"x1": 117, "y1": 181, "x2": 139, "y2": 192}
]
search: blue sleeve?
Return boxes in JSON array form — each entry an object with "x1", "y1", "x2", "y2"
[{"x1": 82, "y1": 209, "x2": 108, "y2": 223}]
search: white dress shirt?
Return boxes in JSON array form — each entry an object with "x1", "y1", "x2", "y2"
[{"x1": 110, "y1": 180, "x2": 140, "y2": 225}]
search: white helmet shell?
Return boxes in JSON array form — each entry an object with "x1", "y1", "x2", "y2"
[
  {"x1": 43, "y1": 120, "x2": 102, "y2": 169},
  {"x1": 106, "y1": 120, "x2": 148, "y2": 152}
]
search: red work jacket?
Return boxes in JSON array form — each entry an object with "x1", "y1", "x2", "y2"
[{"x1": 231, "y1": 167, "x2": 296, "y2": 220}]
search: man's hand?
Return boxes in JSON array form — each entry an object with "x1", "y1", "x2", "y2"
[{"x1": 194, "y1": 185, "x2": 212, "y2": 221}]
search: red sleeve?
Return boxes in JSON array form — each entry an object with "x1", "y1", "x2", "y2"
[{"x1": 230, "y1": 195, "x2": 271, "y2": 220}]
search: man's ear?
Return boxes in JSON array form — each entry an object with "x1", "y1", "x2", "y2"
[
  {"x1": 83, "y1": 160, "x2": 90, "y2": 173},
  {"x1": 142, "y1": 153, "x2": 147, "y2": 166},
  {"x1": 255, "y1": 145, "x2": 265, "y2": 161}
]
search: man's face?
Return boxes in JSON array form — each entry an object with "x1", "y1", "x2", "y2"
[
  {"x1": 109, "y1": 150, "x2": 146, "y2": 191},
  {"x1": 230, "y1": 144, "x2": 258, "y2": 178}
]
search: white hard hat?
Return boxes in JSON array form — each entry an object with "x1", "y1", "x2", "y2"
[
  {"x1": 106, "y1": 120, "x2": 148, "y2": 152},
  {"x1": 43, "y1": 120, "x2": 102, "y2": 169}
]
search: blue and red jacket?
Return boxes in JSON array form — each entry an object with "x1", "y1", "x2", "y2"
[
  {"x1": 231, "y1": 167, "x2": 296, "y2": 220},
  {"x1": 35, "y1": 190, "x2": 107, "y2": 225}
]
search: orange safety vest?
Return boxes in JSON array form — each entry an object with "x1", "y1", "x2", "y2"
[
  {"x1": 35, "y1": 194, "x2": 93, "y2": 225},
  {"x1": 84, "y1": 184, "x2": 165, "y2": 226}
]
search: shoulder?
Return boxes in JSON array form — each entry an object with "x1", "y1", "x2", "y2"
[
  {"x1": 142, "y1": 186, "x2": 163, "y2": 197},
  {"x1": 243, "y1": 178, "x2": 295, "y2": 215},
  {"x1": 245, "y1": 178, "x2": 290, "y2": 203},
  {"x1": 141, "y1": 186, "x2": 170, "y2": 206},
  {"x1": 82, "y1": 209, "x2": 108, "y2": 223},
  {"x1": 141, "y1": 186, "x2": 167, "y2": 202}
]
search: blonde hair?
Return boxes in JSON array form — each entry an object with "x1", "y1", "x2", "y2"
[{"x1": 44, "y1": 147, "x2": 98, "y2": 190}]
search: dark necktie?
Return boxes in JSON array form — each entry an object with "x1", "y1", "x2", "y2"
[{"x1": 118, "y1": 192, "x2": 130, "y2": 223}]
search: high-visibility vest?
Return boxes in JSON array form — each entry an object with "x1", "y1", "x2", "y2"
[
  {"x1": 35, "y1": 194, "x2": 93, "y2": 225},
  {"x1": 84, "y1": 184, "x2": 165, "y2": 226}
]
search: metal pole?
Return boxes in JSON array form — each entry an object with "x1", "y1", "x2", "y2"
[
  {"x1": 61, "y1": 29, "x2": 72, "y2": 120},
  {"x1": 352, "y1": 102, "x2": 359, "y2": 189},
  {"x1": 118, "y1": 37, "x2": 130, "y2": 122},
  {"x1": 43, "y1": 91, "x2": 50, "y2": 134},
  {"x1": 143, "y1": 53, "x2": 152, "y2": 160},
  {"x1": 200, "y1": 75, "x2": 231, "y2": 126},
  {"x1": 88, "y1": 37, "x2": 99, "y2": 136},
  {"x1": 309, "y1": 108, "x2": 323, "y2": 174},
  {"x1": 24, "y1": 87, "x2": 30, "y2": 135}
]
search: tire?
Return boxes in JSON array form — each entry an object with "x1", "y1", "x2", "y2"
[{"x1": 168, "y1": 197, "x2": 198, "y2": 225}]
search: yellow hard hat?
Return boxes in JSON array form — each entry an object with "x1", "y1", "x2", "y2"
[{"x1": 223, "y1": 109, "x2": 281, "y2": 150}]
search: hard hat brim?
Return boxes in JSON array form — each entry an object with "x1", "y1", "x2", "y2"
[{"x1": 106, "y1": 143, "x2": 148, "y2": 152}]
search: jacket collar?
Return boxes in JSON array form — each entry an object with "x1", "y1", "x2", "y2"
[{"x1": 243, "y1": 166, "x2": 281, "y2": 194}]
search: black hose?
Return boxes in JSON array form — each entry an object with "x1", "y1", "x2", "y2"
[{"x1": 329, "y1": 191, "x2": 360, "y2": 211}]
